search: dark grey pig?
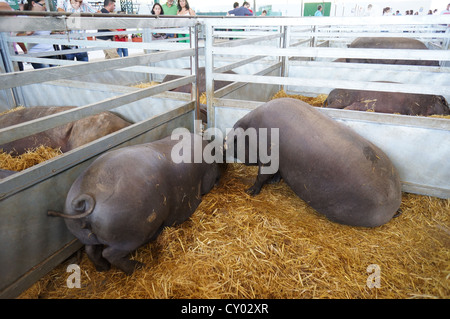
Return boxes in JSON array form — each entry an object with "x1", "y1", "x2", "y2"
[
  {"x1": 226, "y1": 98, "x2": 402, "y2": 228},
  {"x1": 49, "y1": 134, "x2": 223, "y2": 275},
  {"x1": 323, "y1": 88, "x2": 449, "y2": 116}
]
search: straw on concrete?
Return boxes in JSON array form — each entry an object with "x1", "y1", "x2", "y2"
[
  {"x1": 132, "y1": 81, "x2": 160, "y2": 89},
  {"x1": 18, "y1": 164, "x2": 449, "y2": 299},
  {"x1": 271, "y1": 90, "x2": 328, "y2": 107},
  {"x1": 0, "y1": 105, "x2": 25, "y2": 116},
  {"x1": 0, "y1": 145, "x2": 62, "y2": 171}
]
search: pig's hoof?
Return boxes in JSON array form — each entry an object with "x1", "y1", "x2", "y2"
[
  {"x1": 121, "y1": 260, "x2": 145, "y2": 276},
  {"x1": 268, "y1": 173, "x2": 281, "y2": 184},
  {"x1": 246, "y1": 185, "x2": 261, "y2": 196},
  {"x1": 95, "y1": 263, "x2": 111, "y2": 272}
]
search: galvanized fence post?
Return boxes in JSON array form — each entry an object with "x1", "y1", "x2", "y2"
[
  {"x1": 0, "y1": 32, "x2": 24, "y2": 108},
  {"x1": 142, "y1": 27, "x2": 153, "y2": 83},
  {"x1": 193, "y1": 23, "x2": 201, "y2": 133},
  {"x1": 205, "y1": 22, "x2": 214, "y2": 129},
  {"x1": 281, "y1": 25, "x2": 291, "y2": 91}
]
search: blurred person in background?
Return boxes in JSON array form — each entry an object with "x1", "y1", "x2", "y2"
[
  {"x1": 177, "y1": 0, "x2": 195, "y2": 43},
  {"x1": 227, "y1": 1, "x2": 253, "y2": 16},
  {"x1": 151, "y1": 3, "x2": 168, "y2": 40},
  {"x1": 315, "y1": 5, "x2": 323, "y2": 16},
  {"x1": 162, "y1": 0, "x2": 177, "y2": 38},
  {"x1": 97, "y1": 0, "x2": 120, "y2": 59},
  {"x1": 115, "y1": 11, "x2": 128, "y2": 57},
  {"x1": 57, "y1": 0, "x2": 97, "y2": 61},
  {"x1": 22, "y1": 0, "x2": 57, "y2": 69},
  {"x1": 162, "y1": 0, "x2": 177, "y2": 15}
]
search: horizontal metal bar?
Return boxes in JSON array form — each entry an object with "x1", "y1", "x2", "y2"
[
  {"x1": 290, "y1": 38, "x2": 311, "y2": 47},
  {"x1": 401, "y1": 182, "x2": 450, "y2": 199},
  {"x1": 0, "y1": 15, "x2": 198, "y2": 32},
  {"x1": 45, "y1": 79, "x2": 139, "y2": 93},
  {"x1": 214, "y1": 97, "x2": 262, "y2": 110},
  {"x1": 0, "y1": 76, "x2": 194, "y2": 145},
  {"x1": 11, "y1": 56, "x2": 79, "y2": 66},
  {"x1": 39, "y1": 29, "x2": 190, "y2": 39},
  {"x1": 214, "y1": 31, "x2": 280, "y2": 37},
  {"x1": 288, "y1": 60, "x2": 450, "y2": 74},
  {"x1": 318, "y1": 106, "x2": 450, "y2": 131},
  {"x1": 0, "y1": 49, "x2": 194, "y2": 90},
  {"x1": 213, "y1": 73, "x2": 450, "y2": 96},
  {"x1": 214, "y1": 56, "x2": 267, "y2": 74},
  {"x1": 7, "y1": 35, "x2": 191, "y2": 51},
  {"x1": 213, "y1": 46, "x2": 450, "y2": 61},
  {"x1": 215, "y1": 96, "x2": 450, "y2": 131},
  {"x1": 204, "y1": 15, "x2": 450, "y2": 27},
  {"x1": 49, "y1": 30, "x2": 135, "y2": 38},
  {"x1": 289, "y1": 32, "x2": 448, "y2": 40},
  {"x1": 214, "y1": 33, "x2": 282, "y2": 48},
  {"x1": 1, "y1": 11, "x2": 447, "y2": 24},
  {"x1": 22, "y1": 46, "x2": 106, "y2": 58},
  {"x1": 119, "y1": 66, "x2": 191, "y2": 76},
  {"x1": 2, "y1": 15, "x2": 446, "y2": 34},
  {"x1": 45, "y1": 79, "x2": 194, "y2": 101},
  {"x1": 308, "y1": 24, "x2": 447, "y2": 30},
  {"x1": 214, "y1": 62, "x2": 282, "y2": 98},
  {"x1": 214, "y1": 26, "x2": 277, "y2": 31}
]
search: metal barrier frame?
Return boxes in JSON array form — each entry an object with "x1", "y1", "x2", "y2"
[
  {"x1": 203, "y1": 15, "x2": 450, "y2": 199},
  {"x1": 0, "y1": 14, "x2": 201, "y2": 298},
  {"x1": 0, "y1": 13, "x2": 449, "y2": 298}
]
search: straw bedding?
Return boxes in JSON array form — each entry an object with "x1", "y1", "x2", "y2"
[
  {"x1": 4, "y1": 91, "x2": 448, "y2": 299},
  {"x1": 199, "y1": 90, "x2": 327, "y2": 107},
  {"x1": 0, "y1": 107, "x2": 63, "y2": 171},
  {"x1": 0, "y1": 145, "x2": 62, "y2": 171},
  {"x1": 0, "y1": 105, "x2": 25, "y2": 116},
  {"x1": 271, "y1": 90, "x2": 328, "y2": 107},
  {"x1": 132, "y1": 81, "x2": 160, "y2": 89},
  {"x1": 19, "y1": 164, "x2": 449, "y2": 299},
  {"x1": 430, "y1": 114, "x2": 450, "y2": 119}
]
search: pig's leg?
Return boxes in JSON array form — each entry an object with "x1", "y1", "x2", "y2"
[
  {"x1": 102, "y1": 246, "x2": 144, "y2": 275},
  {"x1": 85, "y1": 244, "x2": 110, "y2": 272},
  {"x1": 246, "y1": 165, "x2": 275, "y2": 196},
  {"x1": 267, "y1": 171, "x2": 281, "y2": 184}
]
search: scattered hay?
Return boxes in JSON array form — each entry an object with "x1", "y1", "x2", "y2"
[
  {"x1": 131, "y1": 84, "x2": 328, "y2": 108},
  {"x1": 0, "y1": 106, "x2": 25, "y2": 116},
  {"x1": 0, "y1": 145, "x2": 62, "y2": 171},
  {"x1": 200, "y1": 90, "x2": 327, "y2": 107},
  {"x1": 271, "y1": 90, "x2": 328, "y2": 107},
  {"x1": 200, "y1": 92, "x2": 207, "y2": 105},
  {"x1": 132, "y1": 81, "x2": 160, "y2": 89},
  {"x1": 19, "y1": 164, "x2": 449, "y2": 299}
]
